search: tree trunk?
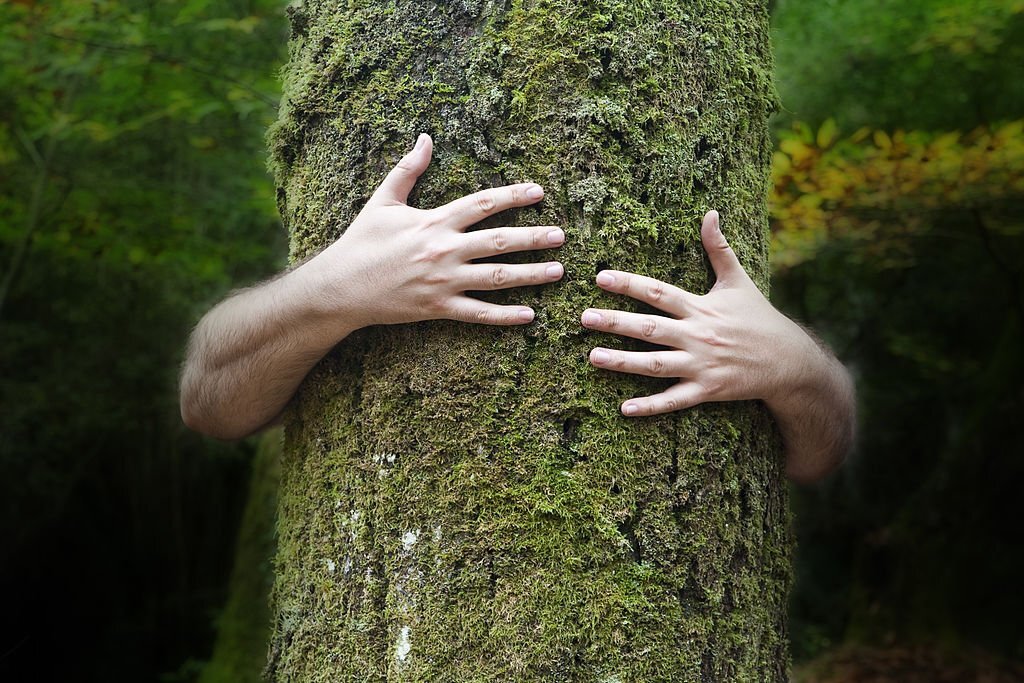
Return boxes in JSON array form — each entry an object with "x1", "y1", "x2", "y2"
[
  {"x1": 200, "y1": 430, "x2": 281, "y2": 683},
  {"x1": 266, "y1": 1, "x2": 790, "y2": 680}
]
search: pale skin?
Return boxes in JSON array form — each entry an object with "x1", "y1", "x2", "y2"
[{"x1": 180, "y1": 134, "x2": 854, "y2": 483}]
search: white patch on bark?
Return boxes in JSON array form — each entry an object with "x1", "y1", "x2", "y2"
[
  {"x1": 373, "y1": 452, "x2": 397, "y2": 466},
  {"x1": 395, "y1": 625, "x2": 412, "y2": 663},
  {"x1": 401, "y1": 530, "x2": 419, "y2": 550},
  {"x1": 325, "y1": 559, "x2": 336, "y2": 574}
]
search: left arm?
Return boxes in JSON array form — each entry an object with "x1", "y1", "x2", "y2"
[{"x1": 580, "y1": 210, "x2": 855, "y2": 483}]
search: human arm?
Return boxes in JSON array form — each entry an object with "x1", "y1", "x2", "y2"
[
  {"x1": 180, "y1": 134, "x2": 565, "y2": 439},
  {"x1": 580, "y1": 210, "x2": 855, "y2": 483}
]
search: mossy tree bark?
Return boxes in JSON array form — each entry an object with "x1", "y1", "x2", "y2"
[
  {"x1": 267, "y1": 1, "x2": 790, "y2": 680},
  {"x1": 200, "y1": 430, "x2": 281, "y2": 683}
]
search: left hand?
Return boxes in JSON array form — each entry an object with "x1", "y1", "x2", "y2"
[{"x1": 581, "y1": 210, "x2": 818, "y2": 417}]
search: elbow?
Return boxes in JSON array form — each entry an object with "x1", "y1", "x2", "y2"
[
  {"x1": 180, "y1": 387, "x2": 218, "y2": 438},
  {"x1": 179, "y1": 383, "x2": 253, "y2": 441},
  {"x1": 785, "y1": 449, "x2": 846, "y2": 485},
  {"x1": 180, "y1": 396, "x2": 213, "y2": 437},
  {"x1": 785, "y1": 420, "x2": 855, "y2": 485}
]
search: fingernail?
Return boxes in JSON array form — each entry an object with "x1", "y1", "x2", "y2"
[
  {"x1": 526, "y1": 185, "x2": 544, "y2": 200},
  {"x1": 545, "y1": 263, "x2": 563, "y2": 279},
  {"x1": 581, "y1": 310, "x2": 602, "y2": 326},
  {"x1": 546, "y1": 229, "x2": 565, "y2": 245},
  {"x1": 622, "y1": 403, "x2": 638, "y2": 416},
  {"x1": 518, "y1": 308, "x2": 535, "y2": 322},
  {"x1": 596, "y1": 271, "x2": 615, "y2": 287},
  {"x1": 591, "y1": 348, "x2": 610, "y2": 364},
  {"x1": 414, "y1": 133, "x2": 427, "y2": 151}
]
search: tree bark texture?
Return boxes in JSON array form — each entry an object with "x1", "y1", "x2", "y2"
[{"x1": 267, "y1": 1, "x2": 790, "y2": 680}]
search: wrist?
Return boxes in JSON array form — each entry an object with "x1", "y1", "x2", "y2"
[
  {"x1": 762, "y1": 317, "x2": 829, "y2": 411},
  {"x1": 286, "y1": 249, "x2": 366, "y2": 345}
]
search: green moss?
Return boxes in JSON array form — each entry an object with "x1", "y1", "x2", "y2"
[
  {"x1": 199, "y1": 430, "x2": 282, "y2": 683},
  {"x1": 267, "y1": 1, "x2": 790, "y2": 680}
]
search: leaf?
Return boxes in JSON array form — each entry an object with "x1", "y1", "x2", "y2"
[{"x1": 817, "y1": 118, "x2": 839, "y2": 149}]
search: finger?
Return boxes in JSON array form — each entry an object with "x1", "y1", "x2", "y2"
[
  {"x1": 580, "y1": 308, "x2": 682, "y2": 347},
  {"x1": 369, "y1": 134, "x2": 433, "y2": 206},
  {"x1": 594, "y1": 270, "x2": 694, "y2": 317},
  {"x1": 700, "y1": 210, "x2": 746, "y2": 285},
  {"x1": 621, "y1": 383, "x2": 706, "y2": 417},
  {"x1": 589, "y1": 347, "x2": 695, "y2": 379},
  {"x1": 461, "y1": 225, "x2": 565, "y2": 259},
  {"x1": 437, "y1": 183, "x2": 545, "y2": 231},
  {"x1": 445, "y1": 297, "x2": 536, "y2": 326},
  {"x1": 461, "y1": 262, "x2": 564, "y2": 291}
]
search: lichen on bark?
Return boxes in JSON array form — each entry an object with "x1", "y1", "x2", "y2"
[{"x1": 267, "y1": 1, "x2": 791, "y2": 680}]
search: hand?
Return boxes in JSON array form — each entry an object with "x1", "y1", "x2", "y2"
[
  {"x1": 310, "y1": 133, "x2": 565, "y2": 329},
  {"x1": 581, "y1": 210, "x2": 818, "y2": 417}
]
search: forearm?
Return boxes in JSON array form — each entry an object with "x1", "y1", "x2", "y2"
[
  {"x1": 180, "y1": 255, "x2": 356, "y2": 440},
  {"x1": 765, "y1": 332, "x2": 856, "y2": 484}
]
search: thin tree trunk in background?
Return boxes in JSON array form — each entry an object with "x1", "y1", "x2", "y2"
[
  {"x1": 199, "y1": 431, "x2": 281, "y2": 683},
  {"x1": 266, "y1": 1, "x2": 790, "y2": 680}
]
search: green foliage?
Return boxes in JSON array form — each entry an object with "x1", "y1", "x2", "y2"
[
  {"x1": 0, "y1": 0, "x2": 287, "y2": 679},
  {"x1": 772, "y1": 0, "x2": 1024, "y2": 131},
  {"x1": 199, "y1": 430, "x2": 282, "y2": 683},
  {"x1": 771, "y1": 0, "x2": 1024, "y2": 666}
]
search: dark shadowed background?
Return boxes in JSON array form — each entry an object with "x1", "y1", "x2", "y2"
[{"x1": 1, "y1": 0, "x2": 1021, "y2": 680}]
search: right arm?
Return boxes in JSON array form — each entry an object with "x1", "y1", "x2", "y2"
[{"x1": 180, "y1": 134, "x2": 565, "y2": 439}]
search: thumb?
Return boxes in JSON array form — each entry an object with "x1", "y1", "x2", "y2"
[
  {"x1": 370, "y1": 133, "x2": 432, "y2": 206},
  {"x1": 701, "y1": 210, "x2": 746, "y2": 285}
]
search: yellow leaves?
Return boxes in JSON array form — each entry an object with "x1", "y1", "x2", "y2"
[
  {"x1": 872, "y1": 130, "x2": 892, "y2": 151},
  {"x1": 817, "y1": 119, "x2": 839, "y2": 149},
  {"x1": 770, "y1": 119, "x2": 1024, "y2": 271},
  {"x1": 780, "y1": 137, "x2": 814, "y2": 165}
]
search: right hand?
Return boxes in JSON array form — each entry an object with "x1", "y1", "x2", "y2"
[{"x1": 312, "y1": 133, "x2": 565, "y2": 328}]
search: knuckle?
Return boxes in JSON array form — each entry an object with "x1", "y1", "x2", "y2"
[
  {"x1": 415, "y1": 245, "x2": 451, "y2": 264},
  {"x1": 475, "y1": 307, "x2": 491, "y2": 323},
  {"x1": 662, "y1": 398, "x2": 680, "y2": 412},
  {"x1": 492, "y1": 230, "x2": 509, "y2": 252},
  {"x1": 699, "y1": 328, "x2": 721, "y2": 346},
  {"x1": 641, "y1": 317, "x2": 658, "y2": 338},
  {"x1": 475, "y1": 193, "x2": 496, "y2": 215},
  {"x1": 509, "y1": 187, "x2": 523, "y2": 204},
  {"x1": 613, "y1": 353, "x2": 627, "y2": 370},
  {"x1": 531, "y1": 228, "x2": 545, "y2": 248},
  {"x1": 422, "y1": 270, "x2": 450, "y2": 286},
  {"x1": 490, "y1": 266, "x2": 508, "y2": 286},
  {"x1": 647, "y1": 281, "x2": 664, "y2": 302},
  {"x1": 702, "y1": 374, "x2": 724, "y2": 396},
  {"x1": 426, "y1": 297, "x2": 449, "y2": 315},
  {"x1": 419, "y1": 211, "x2": 445, "y2": 231},
  {"x1": 648, "y1": 355, "x2": 665, "y2": 374},
  {"x1": 619, "y1": 274, "x2": 632, "y2": 295}
]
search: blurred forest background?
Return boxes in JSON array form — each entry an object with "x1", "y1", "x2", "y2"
[{"x1": 1, "y1": 0, "x2": 1021, "y2": 681}]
